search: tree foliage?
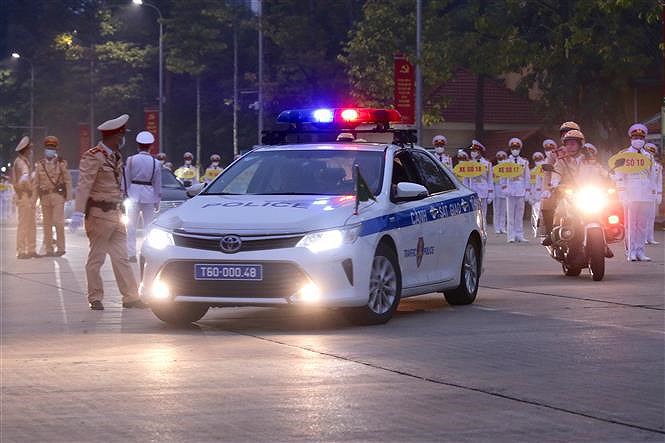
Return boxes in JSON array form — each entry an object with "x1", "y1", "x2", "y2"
[{"x1": 341, "y1": 0, "x2": 663, "y2": 140}]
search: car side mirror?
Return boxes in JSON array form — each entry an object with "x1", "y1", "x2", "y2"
[
  {"x1": 186, "y1": 182, "x2": 206, "y2": 198},
  {"x1": 394, "y1": 182, "x2": 429, "y2": 202},
  {"x1": 541, "y1": 163, "x2": 555, "y2": 172}
]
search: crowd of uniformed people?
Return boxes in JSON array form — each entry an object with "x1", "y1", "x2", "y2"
[
  {"x1": 0, "y1": 112, "x2": 662, "y2": 310},
  {"x1": 431, "y1": 121, "x2": 662, "y2": 261}
]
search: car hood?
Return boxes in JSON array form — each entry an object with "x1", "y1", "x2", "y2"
[{"x1": 155, "y1": 194, "x2": 370, "y2": 234}]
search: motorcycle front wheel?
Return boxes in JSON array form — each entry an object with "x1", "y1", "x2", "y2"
[{"x1": 587, "y1": 228, "x2": 605, "y2": 281}]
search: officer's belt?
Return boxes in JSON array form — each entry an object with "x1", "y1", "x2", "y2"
[
  {"x1": 131, "y1": 180, "x2": 153, "y2": 185},
  {"x1": 87, "y1": 199, "x2": 121, "y2": 212}
]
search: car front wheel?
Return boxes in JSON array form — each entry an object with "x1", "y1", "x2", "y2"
[
  {"x1": 444, "y1": 238, "x2": 480, "y2": 305},
  {"x1": 345, "y1": 243, "x2": 401, "y2": 325},
  {"x1": 151, "y1": 302, "x2": 209, "y2": 325}
]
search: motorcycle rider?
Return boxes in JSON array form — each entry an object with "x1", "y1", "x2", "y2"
[
  {"x1": 492, "y1": 150, "x2": 508, "y2": 234},
  {"x1": 503, "y1": 138, "x2": 531, "y2": 243},
  {"x1": 464, "y1": 140, "x2": 493, "y2": 218},
  {"x1": 578, "y1": 142, "x2": 609, "y2": 182},
  {"x1": 644, "y1": 142, "x2": 661, "y2": 245},
  {"x1": 432, "y1": 135, "x2": 453, "y2": 169},
  {"x1": 614, "y1": 124, "x2": 653, "y2": 261},
  {"x1": 541, "y1": 122, "x2": 582, "y2": 245},
  {"x1": 541, "y1": 130, "x2": 586, "y2": 246}
]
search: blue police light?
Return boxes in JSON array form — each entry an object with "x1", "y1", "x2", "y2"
[{"x1": 312, "y1": 108, "x2": 334, "y2": 123}]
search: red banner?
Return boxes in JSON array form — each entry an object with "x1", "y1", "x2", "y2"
[
  {"x1": 394, "y1": 55, "x2": 415, "y2": 124},
  {"x1": 79, "y1": 123, "x2": 91, "y2": 156},
  {"x1": 144, "y1": 107, "x2": 160, "y2": 155}
]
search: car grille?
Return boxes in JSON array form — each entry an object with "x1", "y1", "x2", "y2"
[
  {"x1": 160, "y1": 261, "x2": 307, "y2": 299},
  {"x1": 172, "y1": 232, "x2": 303, "y2": 253}
]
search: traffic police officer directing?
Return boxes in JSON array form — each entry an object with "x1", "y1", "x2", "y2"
[
  {"x1": 69, "y1": 114, "x2": 148, "y2": 310},
  {"x1": 125, "y1": 130, "x2": 162, "y2": 262}
]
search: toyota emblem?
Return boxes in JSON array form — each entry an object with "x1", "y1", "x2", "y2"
[{"x1": 220, "y1": 235, "x2": 242, "y2": 253}]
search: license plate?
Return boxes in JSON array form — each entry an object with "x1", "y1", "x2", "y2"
[{"x1": 194, "y1": 264, "x2": 263, "y2": 281}]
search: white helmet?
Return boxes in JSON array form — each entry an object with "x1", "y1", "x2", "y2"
[{"x1": 432, "y1": 134, "x2": 447, "y2": 145}]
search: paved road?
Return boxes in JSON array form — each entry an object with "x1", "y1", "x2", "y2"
[{"x1": 1, "y1": 225, "x2": 663, "y2": 442}]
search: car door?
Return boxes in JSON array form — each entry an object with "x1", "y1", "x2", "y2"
[
  {"x1": 386, "y1": 150, "x2": 430, "y2": 288},
  {"x1": 409, "y1": 150, "x2": 461, "y2": 284}
]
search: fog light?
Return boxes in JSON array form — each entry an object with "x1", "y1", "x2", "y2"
[
  {"x1": 296, "y1": 283, "x2": 321, "y2": 303},
  {"x1": 151, "y1": 279, "x2": 170, "y2": 300},
  {"x1": 608, "y1": 215, "x2": 620, "y2": 225}
]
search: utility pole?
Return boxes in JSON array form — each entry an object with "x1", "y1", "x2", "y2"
[
  {"x1": 257, "y1": 0, "x2": 264, "y2": 144},
  {"x1": 233, "y1": 24, "x2": 239, "y2": 156},
  {"x1": 415, "y1": 0, "x2": 422, "y2": 144},
  {"x1": 196, "y1": 76, "x2": 201, "y2": 172}
]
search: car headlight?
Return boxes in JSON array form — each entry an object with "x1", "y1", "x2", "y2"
[
  {"x1": 296, "y1": 225, "x2": 360, "y2": 253},
  {"x1": 574, "y1": 186, "x2": 608, "y2": 214},
  {"x1": 146, "y1": 228, "x2": 174, "y2": 250}
]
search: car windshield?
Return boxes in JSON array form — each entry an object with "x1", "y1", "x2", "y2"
[
  {"x1": 204, "y1": 149, "x2": 384, "y2": 196},
  {"x1": 161, "y1": 168, "x2": 185, "y2": 189}
]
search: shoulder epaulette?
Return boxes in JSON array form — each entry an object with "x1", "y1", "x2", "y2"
[{"x1": 85, "y1": 146, "x2": 107, "y2": 157}]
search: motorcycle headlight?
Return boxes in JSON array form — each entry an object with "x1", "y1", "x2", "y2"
[
  {"x1": 146, "y1": 228, "x2": 174, "y2": 250},
  {"x1": 574, "y1": 187, "x2": 608, "y2": 214},
  {"x1": 296, "y1": 225, "x2": 360, "y2": 253}
]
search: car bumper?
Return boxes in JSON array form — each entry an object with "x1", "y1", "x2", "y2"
[{"x1": 139, "y1": 235, "x2": 376, "y2": 308}]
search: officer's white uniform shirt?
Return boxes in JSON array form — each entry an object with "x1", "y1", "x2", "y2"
[
  {"x1": 648, "y1": 157, "x2": 662, "y2": 203},
  {"x1": 503, "y1": 154, "x2": 531, "y2": 197},
  {"x1": 433, "y1": 152, "x2": 453, "y2": 170},
  {"x1": 125, "y1": 151, "x2": 162, "y2": 203},
  {"x1": 615, "y1": 147, "x2": 652, "y2": 203},
  {"x1": 463, "y1": 157, "x2": 493, "y2": 199},
  {"x1": 530, "y1": 160, "x2": 546, "y2": 201}
]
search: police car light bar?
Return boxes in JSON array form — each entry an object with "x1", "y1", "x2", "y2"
[{"x1": 277, "y1": 108, "x2": 403, "y2": 128}]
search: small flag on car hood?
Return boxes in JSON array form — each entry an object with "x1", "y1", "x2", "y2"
[{"x1": 354, "y1": 164, "x2": 376, "y2": 214}]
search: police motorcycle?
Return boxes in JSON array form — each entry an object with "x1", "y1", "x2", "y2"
[{"x1": 538, "y1": 162, "x2": 624, "y2": 281}]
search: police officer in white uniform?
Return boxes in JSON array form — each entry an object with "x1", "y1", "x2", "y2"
[
  {"x1": 125, "y1": 131, "x2": 161, "y2": 262},
  {"x1": 529, "y1": 151, "x2": 546, "y2": 236},
  {"x1": 432, "y1": 135, "x2": 453, "y2": 170},
  {"x1": 614, "y1": 123, "x2": 653, "y2": 261},
  {"x1": 492, "y1": 150, "x2": 508, "y2": 234},
  {"x1": 464, "y1": 140, "x2": 493, "y2": 218},
  {"x1": 503, "y1": 137, "x2": 531, "y2": 242},
  {"x1": 644, "y1": 142, "x2": 661, "y2": 245}
]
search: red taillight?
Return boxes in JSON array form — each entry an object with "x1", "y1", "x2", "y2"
[{"x1": 608, "y1": 215, "x2": 620, "y2": 225}]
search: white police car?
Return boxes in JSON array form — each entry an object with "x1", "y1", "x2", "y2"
[{"x1": 140, "y1": 108, "x2": 486, "y2": 325}]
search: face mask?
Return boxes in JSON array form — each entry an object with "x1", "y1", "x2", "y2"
[
  {"x1": 185, "y1": 160, "x2": 192, "y2": 166},
  {"x1": 44, "y1": 149, "x2": 57, "y2": 159},
  {"x1": 497, "y1": 157, "x2": 506, "y2": 162},
  {"x1": 534, "y1": 159, "x2": 544, "y2": 164},
  {"x1": 212, "y1": 162, "x2": 219, "y2": 167},
  {"x1": 470, "y1": 151, "x2": 479, "y2": 159},
  {"x1": 631, "y1": 139, "x2": 645, "y2": 149},
  {"x1": 434, "y1": 147, "x2": 445, "y2": 154},
  {"x1": 511, "y1": 149, "x2": 520, "y2": 157},
  {"x1": 118, "y1": 136, "x2": 126, "y2": 149},
  {"x1": 158, "y1": 160, "x2": 164, "y2": 165}
]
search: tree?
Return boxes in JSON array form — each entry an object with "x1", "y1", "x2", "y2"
[
  {"x1": 341, "y1": 0, "x2": 662, "y2": 143},
  {"x1": 164, "y1": 0, "x2": 231, "y2": 168}
]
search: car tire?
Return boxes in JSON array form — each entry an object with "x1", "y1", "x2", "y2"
[
  {"x1": 151, "y1": 302, "x2": 209, "y2": 325},
  {"x1": 444, "y1": 238, "x2": 480, "y2": 305},
  {"x1": 345, "y1": 243, "x2": 401, "y2": 325}
]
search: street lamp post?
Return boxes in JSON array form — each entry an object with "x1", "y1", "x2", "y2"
[
  {"x1": 133, "y1": 0, "x2": 164, "y2": 154},
  {"x1": 12, "y1": 52, "x2": 34, "y2": 141}
]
